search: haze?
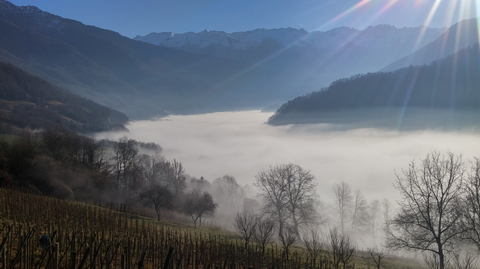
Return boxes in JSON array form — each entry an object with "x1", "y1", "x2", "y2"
[
  {"x1": 8, "y1": 0, "x2": 478, "y2": 37},
  {"x1": 95, "y1": 110, "x2": 480, "y2": 202}
]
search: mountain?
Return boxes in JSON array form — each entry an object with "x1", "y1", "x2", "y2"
[
  {"x1": 268, "y1": 44, "x2": 480, "y2": 130},
  {"x1": 135, "y1": 28, "x2": 310, "y2": 51},
  {"x1": 0, "y1": 61, "x2": 128, "y2": 133},
  {"x1": 135, "y1": 25, "x2": 445, "y2": 84},
  {"x1": 136, "y1": 26, "x2": 444, "y2": 53},
  {"x1": 383, "y1": 18, "x2": 479, "y2": 72},
  {"x1": 0, "y1": 0, "x2": 309, "y2": 119}
]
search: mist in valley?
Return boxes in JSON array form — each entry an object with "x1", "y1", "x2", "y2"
[
  {"x1": 95, "y1": 110, "x2": 480, "y2": 251},
  {"x1": 96, "y1": 110, "x2": 480, "y2": 201}
]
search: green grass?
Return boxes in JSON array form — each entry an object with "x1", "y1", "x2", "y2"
[
  {"x1": 355, "y1": 250, "x2": 426, "y2": 269},
  {"x1": 0, "y1": 133, "x2": 19, "y2": 143}
]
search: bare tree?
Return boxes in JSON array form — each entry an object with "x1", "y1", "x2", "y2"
[
  {"x1": 253, "y1": 217, "x2": 275, "y2": 257},
  {"x1": 369, "y1": 199, "x2": 381, "y2": 245},
  {"x1": 182, "y1": 190, "x2": 217, "y2": 228},
  {"x1": 382, "y1": 198, "x2": 391, "y2": 228},
  {"x1": 329, "y1": 228, "x2": 355, "y2": 269},
  {"x1": 163, "y1": 159, "x2": 187, "y2": 197},
  {"x1": 339, "y1": 234, "x2": 356, "y2": 269},
  {"x1": 278, "y1": 225, "x2": 297, "y2": 260},
  {"x1": 303, "y1": 229, "x2": 324, "y2": 266},
  {"x1": 139, "y1": 184, "x2": 173, "y2": 221},
  {"x1": 367, "y1": 247, "x2": 386, "y2": 269},
  {"x1": 112, "y1": 137, "x2": 143, "y2": 190},
  {"x1": 332, "y1": 182, "x2": 353, "y2": 235},
  {"x1": 330, "y1": 228, "x2": 343, "y2": 269},
  {"x1": 284, "y1": 165, "x2": 319, "y2": 236},
  {"x1": 255, "y1": 165, "x2": 288, "y2": 235},
  {"x1": 139, "y1": 154, "x2": 165, "y2": 185},
  {"x1": 386, "y1": 151, "x2": 465, "y2": 269},
  {"x1": 461, "y1": 158, "x2": 480, "y2": 251},
  {"x1": 234, "y1": 211, "x2": 258, "y2": 249},
  {"x1": 423, "y1": 252, "x2": 443, "y2": 269},
  {"x1": 255, "y1": 164, "x2": 319, "y2": 236},
  {"x1": 351, "y1": 189, "x2": 369, "y2": 234},
  {"x1": 212, "y1": 175, "x2": 245, "y2": 214},
  {"x1": 451, "y1": 250, "x2": 477, "y2": 269}
]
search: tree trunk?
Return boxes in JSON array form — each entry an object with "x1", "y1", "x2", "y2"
[
  {"x1": 438, "y1": 245, "x2": 445, "y2": 269},
  {"x1": 191, "y1": 215, "x2": 197, "y2": 228},
  {"x1": 292, "y1": 215, "x2": 300, "y2": 237}
]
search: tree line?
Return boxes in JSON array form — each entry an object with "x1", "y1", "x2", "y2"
[
  {"x1": 231, "y1": 163, "x2": 390, "y2": 266},
  {"x1": 4, "y1": 127, "x2": 480, "y2": 268},
  {"x1": 386, "y1": 151, "x2": 480, "y2": 269},
  {"x1": 235, "y1": 152, "x2": 480, "y2": 269},
  {"x1": 0, "y1": 127, "x2": 220, "y2": 228},
  {"x1": 0, "y1": 127, "x2": 393, "y2": 268},
  {"x1": 268, "y1": 43, "x2": 480, "y2": 126}
]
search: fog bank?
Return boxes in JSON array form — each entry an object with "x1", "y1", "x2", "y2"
[{"x1": 95, "y1": 110, "x2": 480, "y2": 202}]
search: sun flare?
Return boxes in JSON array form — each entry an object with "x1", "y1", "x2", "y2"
[{"x1": 326, "y1": 0, "x2": 479, "y2": 30}]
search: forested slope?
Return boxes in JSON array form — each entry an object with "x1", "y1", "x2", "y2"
[
  {"x1": 0, "y1": 61, "x2": 128, "y2": 134},
  {"x1": 269, "y1": 44, "x2": 480, "y2": 129}
]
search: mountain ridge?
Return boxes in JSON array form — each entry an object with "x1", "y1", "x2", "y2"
[
  {"x1": 4, "y1": 0, "x2": 473, "y2": 123},
  {"x1": 134, "y1": 24, "x2": 446, "y2": 88},
  {"x1": 0, "y1": 0, "x2": 297, "y2": 119},
  {"x1": 383, "y1": 18, "x2": 480, "y2": 72},
  {"x1": 135, "y1": 25, "x2": 444, "y2": 52}
]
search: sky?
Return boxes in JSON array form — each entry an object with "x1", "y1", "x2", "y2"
[{"x1": 8, "y1": 0, "x2": 480, "y2": 38}]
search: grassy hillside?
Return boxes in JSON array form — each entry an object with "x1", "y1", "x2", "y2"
[{"x1": 0, "y1": 187, "x2": 425, "y2": 269}]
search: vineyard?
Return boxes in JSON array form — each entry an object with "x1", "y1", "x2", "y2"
[{"x1": 0, "y1": 187, "x2": 420, "y2": 269}]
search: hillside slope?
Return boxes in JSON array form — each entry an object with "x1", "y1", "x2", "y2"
[
  {"x1": 0, "y1": 61, "x2": 128, "y2": 133},
  {"x1": 268, "y1": 44, "x2": 480, "y2": 130},
  {"x1": 0, "y1": 0, "x2": 298, "y2": 118},
  {"x1": 383, "y1": 18, "x2": 479, "y2": 72}
]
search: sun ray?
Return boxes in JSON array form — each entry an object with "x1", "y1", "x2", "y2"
[
  {"x1": 378, "y1": 0, "x2": 399, "y2": 14},
  {"x1": 361, "y1": 0, "x2": 400, "y2": 29},
  {"x1": 327, "y1": 0, "x2": 372, "y2": 26},
  {"x1": 476, "y1": 0, "x2": 480, "y2": 45},
  {"x1": 396, "y1": 69, "x2": 420, "y2": 130},
  {"x1": 414, "y1": 0, "x2": 443, "y2": 48},
  {"x1": 414, "y1": 0, "x2": 423, "y2": 7},
  {"x1": 423, "y1": 0, "x2": 443, "y2": 26}
]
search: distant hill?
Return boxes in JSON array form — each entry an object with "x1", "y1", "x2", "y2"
[
  {"x1": 0, "y1": 0, "x2": 450, "y2": 119},
  {"x1": 0, "y1": 0, "x2": 292, "y2": 118},
  {"x1": 0, "y1": 0, "x2": 377, "y2": 119},
  {"x1": 135, "y1": 25, "x2": 445, "y2": 90},
  {"x1": 268, "y1": 44, "x2": 480, "y2": 130},
  {"x1": 0, "y1": 61, "x2": 128, "y2": 133},
  {"x1": 383, "y1": 18, "x2": 479, "y2": 72}
]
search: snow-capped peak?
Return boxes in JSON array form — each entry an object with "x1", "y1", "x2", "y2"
[
  {"x1": 135, "y1": 28, "x2": 311, "y2": 50},
  {"x1": 135, "y1": 25, "x2": 446, "y2": 53}
]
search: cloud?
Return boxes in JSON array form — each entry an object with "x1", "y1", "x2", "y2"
[{"x1": 95, "y1": 110, "x2": 480, "y2": 203}]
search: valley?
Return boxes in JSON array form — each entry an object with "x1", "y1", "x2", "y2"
[
  {"x1": 1, "y1": 0, "x2": 480, "y2": 268},
  {"x1": 95, "y1": 110, "x2": 480, "y2": 202}
]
